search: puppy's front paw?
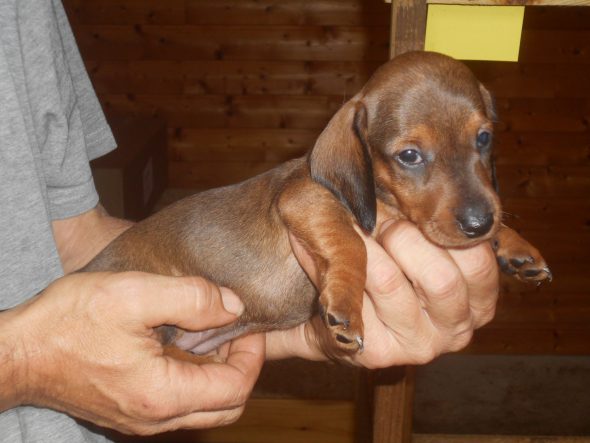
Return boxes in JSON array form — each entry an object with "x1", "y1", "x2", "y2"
[
  {"x1": 319, "y1": 297, "x2": 364, "y2": 354},
  {"x1": 493, "y1": 228, "x2": 552, "y2": 284}
]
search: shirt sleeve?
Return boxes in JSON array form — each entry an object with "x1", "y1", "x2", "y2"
[{"x1": 18, "y1": 0, "x2": 116, "y2": 220}]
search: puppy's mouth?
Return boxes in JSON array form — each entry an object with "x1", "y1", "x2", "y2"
[{"x1": 420, "y1": 215, "x2": 500, "y2": 249}]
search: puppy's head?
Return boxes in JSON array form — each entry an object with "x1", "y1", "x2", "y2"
[{"x1": 309, "y1": 51, "x2": 501, "y2": 248}]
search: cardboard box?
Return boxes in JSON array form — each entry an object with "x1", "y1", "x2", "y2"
[{"x1": 91, "y1": 114, "x2": 167, "y2": 221}]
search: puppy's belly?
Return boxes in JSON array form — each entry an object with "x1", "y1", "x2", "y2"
[{"x1": 176, "y1": 259, "x2": 316, "y2": 354}]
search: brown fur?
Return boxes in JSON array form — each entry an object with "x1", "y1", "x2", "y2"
[{"x1": 84, "y1": 51, "x2": 551, "y2": 360}]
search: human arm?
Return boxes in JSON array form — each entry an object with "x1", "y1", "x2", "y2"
[
  {"x1": 266, "y1": 220, "x2": 498, "y2": 366},
  {"x1": 0, "y1": 271, "x2": 264, "y2": 434},
  {"x1": 51, "y1": 204, "x2": 133, "y2": 273}
]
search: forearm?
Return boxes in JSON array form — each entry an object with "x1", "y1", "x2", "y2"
[
  {"x1": 0, "y1": 306, "x2": 30, "y2": 412},
  {"x1": 52, "y1": 205, "x2": 133, "y2": 273}
]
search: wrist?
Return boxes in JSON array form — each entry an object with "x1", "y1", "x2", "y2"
[{"x1": 0, "y1": 306, "x2": 32, "y2": 411}]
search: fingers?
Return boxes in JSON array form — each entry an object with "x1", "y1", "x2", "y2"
[
  {"x1": 166, "y1": 333, "x2": 264, "y2": 416},
  {"x1": 378, "y1": 221, "x2": 472, "y2": 337},
  {"x1": 448, "y1": 243, "x2": 499, "y2": 328},
  {"x1": 106, "y1": 273, "x2": 244, "y2": 331},
  {"x1": 362, "y1": 232, "x2": 426, "y2": 334}
]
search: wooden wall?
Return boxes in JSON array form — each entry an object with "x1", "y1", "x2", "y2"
[{"x1": 63, "y1": 1, "x2": 590, "y2": 355}]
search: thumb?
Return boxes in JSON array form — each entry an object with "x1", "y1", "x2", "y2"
[{"x1": 121, "y1": 273, "x2": 244, "y2": 331}]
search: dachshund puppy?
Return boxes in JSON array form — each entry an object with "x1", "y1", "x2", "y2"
[{"x1": 84, "y1": 51, "x2": 551, "y2": 360}]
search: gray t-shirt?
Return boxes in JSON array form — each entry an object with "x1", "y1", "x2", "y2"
[{"x1": 0, "y1": 1, "x2": 115, "y2": 441}]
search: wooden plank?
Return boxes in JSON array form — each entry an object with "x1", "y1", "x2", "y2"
[
  {"x1": 519, "y1": 30, "x2": 590, "y2": 64},
  {"x1": 493, "y1": 292, "x2": 590, "y2": 325},
  {"x1": 168, "y1": 127, "x2": 318, "y2": 159},
  {"x1": 468, "y1": 62, "x2": 590, "y2": 98},
  {"x1": 186, "y1": 0, "x2": 391, "y2": 26},
  {"x1": 494, "y1": 132, "x2": 590, "y2": 165},
  {"x1": 63, "y1": 0, "x2": 186, "y2": 25},
  {"x1": 495, "y1": 98, "x2": 590, "y2": 133},
  {"x1": 500, "y1": 197, "x2": 590, "y2": 231},
  {"x1": 114, "y1": 398, "x2": 355, "y2": 443},
  {"x1": 523, "y1": 6, "x2": 590, "y2": 30},
  {"x1": 495, "y1": 165, "x2": 590, "y2": 198},
  {"x1": 87, "y1": 60, "x2": 379, "y2": 96},
  {"x1": 65, "y1": 0, "x2": 390, "y2": 26},
  {"x1": 73, "y1": 25, "x2": 390, "y2": 62},
  {"x1": 465, "y1": 326, "x2": 590, "y2": 355},
  {"x1": 101, "y1": 94, "x2": 343, "y2": 129},
  {"x1": 168, "y1": 160, "x2": 279, "y2": 189}
]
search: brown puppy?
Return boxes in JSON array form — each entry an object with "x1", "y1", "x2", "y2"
[{"x1": 84, "y1": 51, "x2": 551, "y2": 360}]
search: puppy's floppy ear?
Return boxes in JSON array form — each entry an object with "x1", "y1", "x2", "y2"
[
  {"x1": 479, "y1": 83, "x2": 497, "y2": 121},
  {"x1": 479, "y1": 83, "x2": 500, "y2": 192},
  {"x1": 309, "y1": 100, "x2": 376, "y2": 233}
]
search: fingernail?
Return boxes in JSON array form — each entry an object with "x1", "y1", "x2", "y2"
[{"x1": 220, "y1": 288, "x2": 244, "y2": 316}]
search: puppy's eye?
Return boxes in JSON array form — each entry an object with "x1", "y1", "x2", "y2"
[
  {"x1": 476, "y1": 130, "x2": 492, "y2": 150},
  {"x1": 396, "y1": 149, "x2": 424, "y2": 166}
]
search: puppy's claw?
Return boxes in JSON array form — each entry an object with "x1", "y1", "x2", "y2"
[
  {"x1": 544, "y1": 267, "x2": 553, "y2": 283},
  {"x1": 356, "y1": 336, "x2": 364, "y2": 353}
]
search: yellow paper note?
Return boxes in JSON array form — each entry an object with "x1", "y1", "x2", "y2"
[{"x1": 424, "y1": 5, "x2": 525, "y2": 62}]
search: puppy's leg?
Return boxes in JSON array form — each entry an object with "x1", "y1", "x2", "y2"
[
  {"x1": 278, "y1": 180, "x2": 367, "y2": 357},
  {"x1": 493, "y1": 225, "x2": 552, "y2": 283}
]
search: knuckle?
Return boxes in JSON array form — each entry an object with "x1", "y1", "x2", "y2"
[
  {"x1": 124, "y1": 394, "x2": 170, "y2": 422},
  {"x1": 475, "y1": 305, "x2": 497, "y2": 328},
  {"x1": 371, "y1": 261, "x2": 406, "y2": 297},
  {"x1": 186, "y1": 276, "x2": 219, "y2": 314},
  {"x1": 425, "y1": 264, "x2": 463, "y2": 299},
  {"x1": 449, "y1": 328, "x2": 474, "y2": 352},
  {"x1": 411, "y1": 344, "x2": 439, "y2": 365}
]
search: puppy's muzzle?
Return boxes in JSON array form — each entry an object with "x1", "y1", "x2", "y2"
[{"x1": 455, "y1": 204, "x2": 494, "y2": 238}]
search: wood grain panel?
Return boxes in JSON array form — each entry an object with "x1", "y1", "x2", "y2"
[
  {"x1": 87, "y1": 60, "x2": 378, "y2": 96},
  {"x1": 63, "y1": 0, "x2": 186, "y2": 25},
  {"x1": 470, "y1": 62, "x2": 590, "y2": 98},
  {"x1": 74, "y1": 25, "x2": 389, "y2": 62},
  {"x1": 185, "y1": 0, "x2": 391, "y2": 26},
  {"x1": 495, "y1": 132, "x2": 590, "y2": 165},
  {"x1": 519, "y1": 30, "x2": 590, "y2": 64},
  {"x1": 523, "y1": 6, "x2": 590, "y2": 30},
  {"x1": 494, "y1": 165, "x2": 590, "y2": 198},
  {"x1": 101, "y1": 94, "x2": 342, "y2": 129},
  {"x1": 64, "y1": 0, "x2": 391, "y2": 27}
]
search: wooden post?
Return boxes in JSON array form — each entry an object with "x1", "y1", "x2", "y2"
[
  {"x1": 389, "y1": 0, "x2": 428, "y2": 58},
  {"x1": 368, "y1": 2, "x2": 426, "y2": 441},
  {"x1": 372, "y1": 366, "x2": 415, "y2": 443}
]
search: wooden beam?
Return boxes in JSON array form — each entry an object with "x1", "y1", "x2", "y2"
[
  {"x1": 372, "y1": 366, "x2": 416, "y2": 443},
  {"x1": 389, "y1": 0, "x2": 428, "y2": 58}
]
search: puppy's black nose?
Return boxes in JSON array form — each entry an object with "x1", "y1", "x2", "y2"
[{"x1": 456, "y1": 207, "x2": 494, "y2": 238}]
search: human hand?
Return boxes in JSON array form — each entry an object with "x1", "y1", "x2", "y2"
[
  {"x1": 0, "y1": 272, "x2": 264, "y2": 435},
  {"x1": 266, "y1": 220, "x2": 499, "y2": 367}
]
